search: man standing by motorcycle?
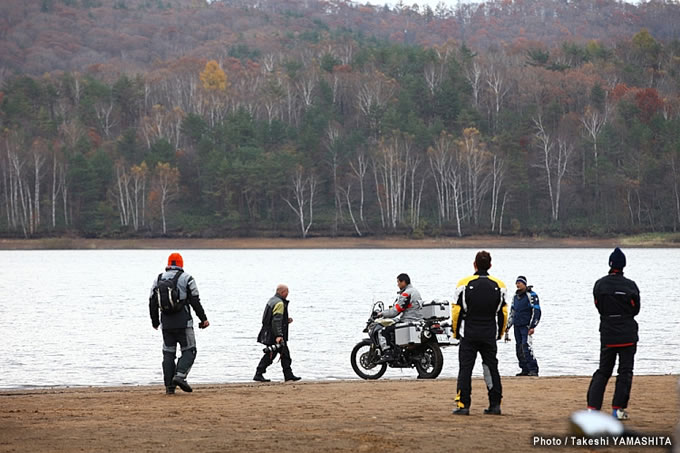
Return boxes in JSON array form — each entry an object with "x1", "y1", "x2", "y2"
[
  {"x1": 452, "y1": 251, "x2": 508, "y2": 416},
  {"x1": 374, "y1": 273, "x2": 423, "y2": 362}
]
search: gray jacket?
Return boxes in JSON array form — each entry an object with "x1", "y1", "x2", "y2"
[
  {"x1": 149, "y1": 266, "x2": 207, "y2": 330},
  {"x1": 382, "y1": 284, "x2": 424, "y2": 323}
]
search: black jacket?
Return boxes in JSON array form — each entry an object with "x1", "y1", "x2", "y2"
[
  {"x1": 452, "y1": 271, "x2": 508, "y2": 342},
  {"x1": 593, "y1": 271, "x2": 640, "y2": 346},
  {"x1": 257, "y1": 294, "x2": 289, "y2": 345}
]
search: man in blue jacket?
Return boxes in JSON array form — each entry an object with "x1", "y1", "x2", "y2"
[{"x1": 507, "y1": 276, "x2": 541, "y2": 376}]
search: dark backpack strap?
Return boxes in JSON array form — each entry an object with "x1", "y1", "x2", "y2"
[{"x1": 171, "y1": 269, "x2": 183, "y2": 285}]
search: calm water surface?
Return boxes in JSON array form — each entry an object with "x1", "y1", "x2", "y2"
[{"x1": 1, "y1": 248, "x2": 678, "y2": 389}]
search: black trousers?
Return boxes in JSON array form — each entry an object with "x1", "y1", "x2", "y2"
[
  {"x1": 587, "y1": 344, "x2": 636, "y2": 410},
  {"x1": 256, "y1": 343, "x2": 293, "y2": 377},
  {"x1": 162, "y1": 328, "x2": 197, "y2": 388},
  {"x1": 371, "y1": 324, "x2": 395, "y2": 348},
  {"x1": 456, "y1": 337, "x2": 502, "y2": 408}
]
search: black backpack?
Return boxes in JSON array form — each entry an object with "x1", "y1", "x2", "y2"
[{"x1": 155, "y1": 270, "x2": 185, "y2": 314}]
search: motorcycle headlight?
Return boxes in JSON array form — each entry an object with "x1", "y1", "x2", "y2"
[{"x1": 423, "y1": 330, "x2": 432, "y2": 338}]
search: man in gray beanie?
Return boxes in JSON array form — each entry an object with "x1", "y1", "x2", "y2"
[{"x1": 586, "y1": 247, "x2": 640, "y2": 420}]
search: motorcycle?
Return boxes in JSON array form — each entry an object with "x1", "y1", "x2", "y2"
[{"x1": 350, "y1": 301, "x2": 455, "y2": 380}]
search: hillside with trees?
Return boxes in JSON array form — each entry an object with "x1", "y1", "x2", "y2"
[{"x1": 1, "y1": 0, "x2": 680, "y2": 238}]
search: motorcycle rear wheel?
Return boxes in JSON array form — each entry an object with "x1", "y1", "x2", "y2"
[
  {"x1": 415, "y1": 343, "x2": 444, "y2": 379},
  {"x1": 351, "y1": 339, "x2": 387, "y2": 380}
]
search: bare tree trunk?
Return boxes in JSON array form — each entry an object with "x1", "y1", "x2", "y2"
[
  {"x1": 580, "y1": 104, "x2": 610, "y2": 195},
  {"x1": 283, "y1": 168, "x2": 317, "y2": 238},
  {"x1": 373, "y1": 135, "x2": 411, "y2": 230},
  {"x1": 161, "y1": 191, "x2": 167, "y2": 234},
  {"x1": 326, "y1": 125, "x2": 341, "y2": 236},
  {"x1": 673, "y1": 157, "x2": 680, "y2": 226},
  {"x1": 490, "y1": 154, "x2": 506, "y2": 231},
  {"x1": 408, "y1": 157, "x2": 424, "y2": 229},
  {"x1": 349, "y1": 152, "x2": 368, "y2": 224},
  {"x1": 626, "y1": 190, "x2": 635, "y2": 226},
  {"x1": 534, "y1": 115, "x2": 557, "y2": 221},
  {"x1": 141, "y1": 176, "x2": 146, "y2": 228},
  {"x1": 61, "y1": 164, "x2": 69, "y2": 226},
  {"x1": 155, "y1": 164, "x2": 179, "y2": 235},
  {"x1": 33, "y1": 150, "x2": 45, "y2": 230},
  {"x1": 452, "y1": 177, "x2": 463, "y2": 237},
  {"x1": 464, "y1": 60, "x2": 482, "y2": 108},
  {"x1": 429, "y1": 131, "x2": 458, "y2": 225},
  {"x1": 485, "y1": 64, "x2": 510, "y2": 132},
  {"x1": 553, "y1": 137, "x2": 574, "y2": 222},
  {"x1": 51, "y1": 150, "x2": 59, "y2": 229},
  {"x1": 498, "y1": 192, "x2": 508, "y2": 235},
  {"x1": 372, "y1": 162, "x2": 386, "y2": 229},
  {"x1": 413, "y1": 178, "x2": 425, "y2": 229},
  {"x1": 116, "y1": 164, "x2": 129, "y2": 226},
  {"x1": 461, "y1": 128, "x2": 490, "y2": 226},
  {"x1": 2, "y1": 160, "x2": 9, "y2": 228},
  {"x1": 341, "y1": 183, "x2": 362, "y2": 236}
]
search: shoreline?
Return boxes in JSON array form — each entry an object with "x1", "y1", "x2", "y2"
[
  {"x1": 1, "y1": 376, "x2": 676, "y2": 453},
  {"x1": 0, "y1": 373, "x2": 677, "y2": 393},
  {"x1": 1, "y1": 234, "x2": 679, "y2": 250}
]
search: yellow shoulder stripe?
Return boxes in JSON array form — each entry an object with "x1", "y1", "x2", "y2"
[
  {"x1": 487, "y1": 275, "x2": 507, "y2": 289},
  {"x1": 456, "y1": 275, "x2": 478, "y2": 288},
  {"x1": 272, "y1": 301, "x2": 285, "y2": 315}
]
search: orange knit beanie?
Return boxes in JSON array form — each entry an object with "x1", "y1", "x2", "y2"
[{"x1": 167, "y1": 252, "x2": 184, "y2": 268}]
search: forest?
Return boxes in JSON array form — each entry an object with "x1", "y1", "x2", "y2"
[{"x1": 1, "y1": 0, "x2": 680, "y2": 238}]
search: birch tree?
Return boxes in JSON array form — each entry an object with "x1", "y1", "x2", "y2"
[
  {"x1": 152, "y1": 162, "x2": 179, "y2": 235},
  {"x1": 372, "y1": 133, "x2": 415, "y2": 230},
  {"x1": 485, "y1": 64, "x2": 510, "y2": 132},
  {"x1": 580, "y1": 103, "x2": 611, "y2": 189},
  {"x1": 283, "y1": 166, "x2": 317, "y2": 238},
  {"x1": 339, "y1": 182, "x2": 362, "y2": 236},
  {"x1": 325, "y1": 123, "x2": 343, "y2": 235},
  {"x1": 428, "y1": 131, "x2": 464, "y2": 235},
  {"x1": 460, "y1": 127, "x2": 490, "y2": 226},
  {"x1": 534, "y1": 115, "x2": 574, "y2": 222},
  {"x1": 349, "y1": 150, "x2": 368, "y2": 225},
  {"x1": 30, "y1": 139, "x2": 47, "y2": 230},
  {"x1": 489, "y1": 153, "x2": 506, "y2": 232},
  {"x1": 50, "y1": 145, "x2": 64, "y2": 229},
  {"x1": 356, "y1": 72, "x2": 396, "y2": 139}
]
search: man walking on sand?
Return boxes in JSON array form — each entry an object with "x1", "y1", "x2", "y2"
[
  {"x1": 254, "y1": 284, "x2": 301, "y2": 383},
  {"x1": 149, "y1": 253, "x2": 210, "y2": 394},
  {"x1": 452, "y1": 250, "x2": 508, "y2": 416},
  {"x1": 587, "y1": 247, "x2": 640, "y2": 420}
]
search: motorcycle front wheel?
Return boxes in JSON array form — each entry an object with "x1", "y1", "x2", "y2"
[
  {"x1": 351, "y1": 339, "x2": 387, "y2": 380},
  {"x1": 415, "y1": 343, "x2": 444, "y2": 379}
]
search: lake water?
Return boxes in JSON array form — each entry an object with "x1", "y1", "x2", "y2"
[{"x1": 1, "y1": 248, "x2": 678, "y2": 389}]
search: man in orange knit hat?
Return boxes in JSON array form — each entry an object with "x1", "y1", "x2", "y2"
[{"x1": 149, "y1": 252, "x2": 210, "y2": 394}]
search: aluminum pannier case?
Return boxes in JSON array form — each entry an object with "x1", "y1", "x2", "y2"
[
  {"x1": 420, "y1": 300, "x2": 450, "y2": 320},
  {"x1": 394, "y1": 322, "x2": 422, "y2": 345}
]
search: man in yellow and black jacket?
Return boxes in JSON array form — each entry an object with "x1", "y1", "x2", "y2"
[
  {"x1": 452, "y1": 250, "x2": 508, "y2": 416},
  {"x1": 254, "y1": 284, "x2": 301, "y2": 383}
]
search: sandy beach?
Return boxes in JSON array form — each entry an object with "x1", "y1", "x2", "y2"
[{"x1": 0, "y1": 375, "x2": 676, "y2": 453}]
